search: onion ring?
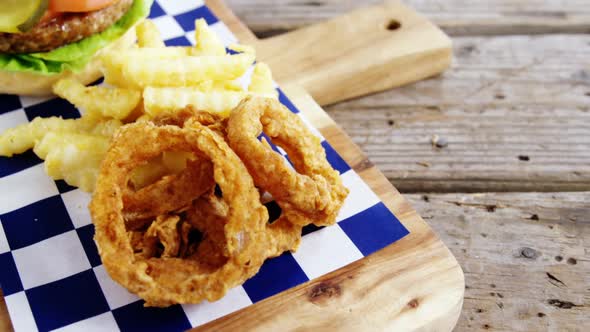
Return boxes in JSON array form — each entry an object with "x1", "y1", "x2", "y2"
[
  {"x1": 227, "y1": 96, "x2": 349, "y2": 227},
  {"x1": 122, "y1": 158, "x2": 214, "y2": 223},
  {"x1": 152, "y1": 105, "x2": 227, "y2": 137},
  {"x1": 187, "y1": 191, "x2": 230, "y2": 255},
  {"x1": 188, "y1": 191, "x2": 302, "y2": 261},
  {"x1": 90, "y1": 121, "x2": 270, "y2": 306},
  {"x1": 122, "y1": 107, "x2": 224, "y2": 224},
  {"x1": 142, "y1": 215, "x2": 182, "y2": 258}
]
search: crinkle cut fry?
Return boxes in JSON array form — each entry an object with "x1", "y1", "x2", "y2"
[
  {"x1": 227, "y1": 96, "x2": 349, "y2": 227},
  {"x1": 90, "y1": 122, "x2": 270, "y2": 307}
]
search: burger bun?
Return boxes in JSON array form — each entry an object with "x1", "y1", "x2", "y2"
[{"x1": 0, "y1": 25, "x2": 137, "y2": 96}]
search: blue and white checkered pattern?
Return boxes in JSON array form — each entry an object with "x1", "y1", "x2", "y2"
[{"x1": 0, "y1": 1, "x2": 409, "y2": 331}]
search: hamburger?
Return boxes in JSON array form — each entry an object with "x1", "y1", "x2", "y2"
[{"x1": 0, "y1": 0, "x2": 153, "y2": 95}]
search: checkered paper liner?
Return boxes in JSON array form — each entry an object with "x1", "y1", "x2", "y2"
[{"x1": 0, "y1": 1, "x2": 409, "y2": 331}]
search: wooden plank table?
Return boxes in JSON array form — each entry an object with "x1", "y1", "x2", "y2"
[
  {"x1": 2, "y1": 1, "x2": 467, "y2": 331},
  {"x1": 1, "y1": 1, "x2": 587, "y2": 331},
  {"x1": 226, "y1": 0, "x2": 590, "y2": 331}
]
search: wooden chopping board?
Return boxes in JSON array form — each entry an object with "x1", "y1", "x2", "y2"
[
  {"x1": 197, "y1": 1, "x2": 464, "y2": 331},
  {"x1": 0, "y1": 1, "x2": 463, "y2": 331}
]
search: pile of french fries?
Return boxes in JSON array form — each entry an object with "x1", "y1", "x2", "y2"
[{"x1": 0, "y1": 19, "x2": 277, "y2": 192}]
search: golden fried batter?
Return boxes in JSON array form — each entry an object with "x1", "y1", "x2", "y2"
[
  {"x1": 227, "y1": 96, "x2": 349, "y2": 226},
  {"x1": 90, "y1": 100, "x2": 348, "y2": 307},
  {"x1": 123, "y1": 158, "x2": 214, "y2": 222},
  {"x1": 91, "y1": 122, "x2": 269, "y2": 307}
]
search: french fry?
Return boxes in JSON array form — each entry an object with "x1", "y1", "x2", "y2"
[
  {"x1": 103, "y1": 48, "x2": 194, "y2": 87},
  {"x1": 53, "y1": 78, "x2": 141, "y2": 120},
  {"x1": 89, "y1": 119, "x2": 123, "y2": 137},
  {"x1": 248, "y1": 63, "x2": 278, "y2": 98},
  {"x1": 34, "y1": 133, "x2": 110, "y2": 192},
  {"x1": 123, "y1": 53, "x2": 255, "y2": 88},
  {"x1": 100, "y1": 54, "x2": 127, "y2": 87},
  {"x1": 0, "y1": 106, "x2": 123, "y2": 158},
  {"x1": 143, "y1": 87, "x2": 246, "y2": 117},
  {"x1": 110, "y1": 47, "x2": 198, "y2": 60},
  {"x1": 136, "y1": 19, "x2": 165, "y2": 48},
  {"x1": 0, "y1": 18, "x2": 283, "y2": 194},
  {"x1": 0, "y1": 117, "x2": 82, "y2": 157},
  {"x1": 194, "y1": 18, "x2": 226, "y2": 56},
  {"x1": 215, "y1": 80, "x2": 243, "y2": 92},
  {"x1": 228, "y1": 43, "x2": 255, "y2": 55}
]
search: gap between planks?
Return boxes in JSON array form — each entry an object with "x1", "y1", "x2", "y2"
[
  {"x1": 216, "y1": 3, "x2": 590, "y2": 332},
  {"x1": 223, "y1": 2, "x2": 590, "y2": 193},
  {"x1": 325, "y1": 34, "x2": 590, "y2": 193},
  {"x1": 406, "y1": 191, "x2": 590, "y2": 332},
  {"x1": 225, "y1": 0, "x2": 590, "y2": 37}
]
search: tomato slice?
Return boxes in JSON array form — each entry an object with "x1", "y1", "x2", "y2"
[{"x1": 49, "y1": 0, "x2": 118, "y2": 12}]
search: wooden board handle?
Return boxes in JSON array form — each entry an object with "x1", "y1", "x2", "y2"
[{"x1": 253, "y1": 1, "x2": 452, "y2": 105}]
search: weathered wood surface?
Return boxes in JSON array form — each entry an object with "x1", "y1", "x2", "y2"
[
  {"x1": 254, "y1": 1, "x2": 452, "y2": 105},
  {"x1": 198, "y1": 5, "x2": 466, "y2": 325},
  {"x1": 325, "y1": 35, "x2": 590, "y2": 193},
  {"x1": 221, "y1": 1, "x2": 590, "y2": 332},
  {"x1": 225, "y1": 0, "x2": 590, "y2": 37},
  {"x1": 2, "y1": 2, "x2": 588, "y2": 332},
  {"x1": 6, "y1": 192, "x2": 588, "y2": 331},
  {"x1": 0, "y1": 86, "x2": 466, "y2": 332},
  {"x1": 406, "y1": 192, "x2": 590, "y2": 332},
  {"x1": 7, "y1": 190, "x2": 585, "y2": 332},
  {"x1": 0, "y1": 3, "x2": 464, "y2": 332},
  {"x1": 0, "y1": 291, "x2": 10, "y2": 332}
]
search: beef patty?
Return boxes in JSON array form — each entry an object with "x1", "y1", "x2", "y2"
[{"x1": 0, "y1": 0, "x2": 134, "y2": 54}]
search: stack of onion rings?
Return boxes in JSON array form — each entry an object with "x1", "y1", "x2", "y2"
[{"x1": 89, "y1": 97, "x2": 348, "y2": 307}]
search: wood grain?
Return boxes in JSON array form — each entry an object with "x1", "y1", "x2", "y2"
[
  {"x1": 0, "y1": 290, "x2": 12, "y2": 332},
  {"x1": 225, "y1": 0, "x2": 590, "y2": 37},
  {"x1": 5, "y1": 186, "x2": 589, "y2": 332},
  {"x1": 407, "y1": 192, "x2": 590, "y2": 332},
  {"x1": 202, "y1": 9, "x2": 462, "y2": 331},
  {"x1": 0, "y1": 91, "x2": 466, "y2": 331},
  {"x1": 0, "y1": 3, "x2": 464, "y2": 331},
  {"x1": 214, "y1": 2, "x2": 590, "y2": 332},
  {"x1": 252, "y1": 1, "x2": 452, "y2": 105},
  {"x1": 204, "y1": 0, "x2": 258, "y2": 43},
  {"x1": 325, "y1": 35, "x2": 590, "y2": 192},
  {"x1": 195, "y1": 84, "x2": 464, "y2": 331}
]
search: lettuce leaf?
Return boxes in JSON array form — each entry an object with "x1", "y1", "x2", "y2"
[{"x1": 0, "y1": 0, "x2": 153, "y2": 76}]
